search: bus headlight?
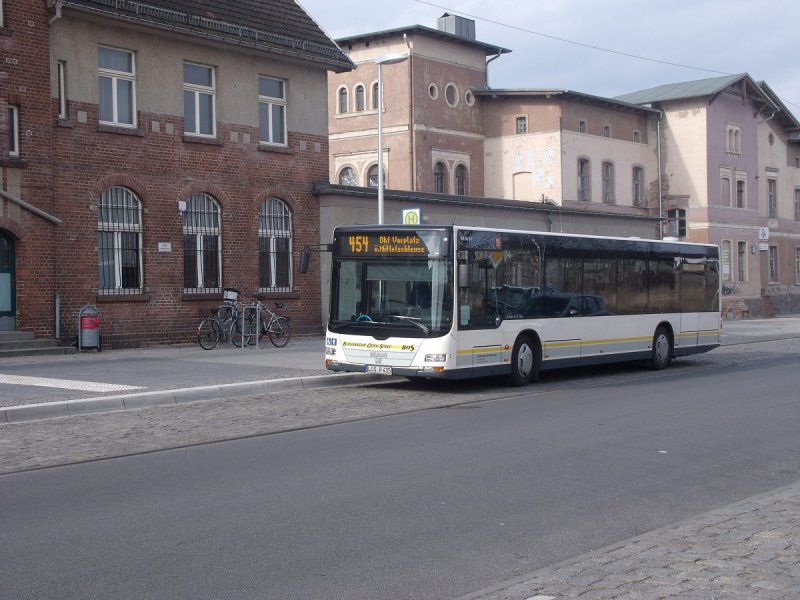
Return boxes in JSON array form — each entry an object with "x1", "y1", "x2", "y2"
[
  {"x1": 424, "y1": 353, "x2": 447, "y2": 362},
  {"x1": 325, "y1": 347, "x2": 337, "y2": 356}
]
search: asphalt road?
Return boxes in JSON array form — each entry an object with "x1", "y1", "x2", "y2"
[{"x1": 2, "y1": 344, "x2": 798, "y2": 599}]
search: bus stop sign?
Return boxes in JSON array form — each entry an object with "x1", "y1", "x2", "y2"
[{"x1": 402, "y1": 208, "x2": 421, "y2": 224}]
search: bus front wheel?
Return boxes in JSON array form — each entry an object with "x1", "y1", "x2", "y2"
[
  {"x1": 651, "y1": 326, "x2": 672, "y2": 370},
  {"x1": 509, "y1": 335, "x2": 539, "y2": 386}
]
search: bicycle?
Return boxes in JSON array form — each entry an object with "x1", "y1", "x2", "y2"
[
  {"x1": 197, "y1": 288, "x2": 247, "y2": 349},
  {"x1": 238, "y1": 296, "x2": 292, "y2": 348}
]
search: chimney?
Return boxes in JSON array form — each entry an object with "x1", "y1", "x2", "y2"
[{"x1": 437, "y1": 13, "x2": 476, "y2": 40}]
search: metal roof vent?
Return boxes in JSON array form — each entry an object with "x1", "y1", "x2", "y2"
[{"x1": 437, "y1": 13, "x2": 476, "y2": 40}]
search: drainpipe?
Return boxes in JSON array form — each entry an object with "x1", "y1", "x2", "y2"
[
  {"x1": 405, "y1": 34, "x2": 416, "y2": 190},
  {"x1": 485, "y1": 50, "x2": 503, "y2": 83},
  {"x1": 657, "y1": 110, "x2": 664, "y2": 239},
  {"x1": 49, "y1": 0, "x2": 63, "y2": 25}
]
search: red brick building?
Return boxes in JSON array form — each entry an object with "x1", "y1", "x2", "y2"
[{"x1": 1, "y1": 0, "x2": 352, "y2": 347}]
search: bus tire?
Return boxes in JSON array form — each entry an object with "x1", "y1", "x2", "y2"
[
  {"x1": 509, "y1": 335, "x2": 539, "y2": 386},
  {"x1": 651, "y1": 326, "x2": 672, "y2": 370}
]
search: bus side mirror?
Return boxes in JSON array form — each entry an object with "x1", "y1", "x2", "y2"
[
  {"x1": 458, "y1": 264, "x2": 471, "y2": 288},
  {"x1": 299, "y1": 247, "x2": 310, "y2": 274}
]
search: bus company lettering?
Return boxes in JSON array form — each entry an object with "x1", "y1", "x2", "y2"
[{"x1": 342, "y1": 341, "x2": 416, "y2": 352}]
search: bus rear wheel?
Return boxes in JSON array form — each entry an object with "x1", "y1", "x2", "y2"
[
  {"x1": 509, "y1": 335, "x2": 539, "y2": 386},
  {"x1": 651, "y1": 326, "x2": 672, "y2": 370}
]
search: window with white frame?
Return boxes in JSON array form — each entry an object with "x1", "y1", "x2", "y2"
[
  {"x1": 444, "y1": 83, "x2": 458, "y2": 108},
  {"x1": 7, "y1": 105, "x2": 18, "y2": 157},
  {"x1": 768, "y1": 246, "x2": 778, "y2": 281},
  {"x1": 602, "y1": 161, "x2": 615, "y2": 203},
  {"x1": 371, "y1": 82, "x2": 379, "y2": 110},
  {"x1": 455, "y1": 164, "x2": 468, "y2": 196},
  {"x1": 737, "y1": 241, "x2": 747, "y2": 281},
  {"x1": 57, "y1": 61, "x2": 68, "y2": 120},
  {"x1": 259, "y1": 198, "x2": 292, "y2": 292},
  {"x1": 577, "y1": 158, "x2": 590, "y2": 201},
  {"x1": 98, "y1": 187, "x2": 142, "y2": 293},
  {"x1": 721, "y1": 240, "x2": 732, "y2": 282},
  {"x1": 183, "y1": 193, "x2": 221, "y2": 291},
  {"x1": 355, "y1": 85, "x2": 365, "y2": 111},
  {"x1": 632, "y1": 166, "x2": 643, "y2": 206},
  {"x1": 720, "y1": 176, "x2": 732, "y2": 206},
  {"x1": 99, "y1": 46, "x2": 135, "y2": 127},
  {"x1": 727, "y1": 124, "x2": 742, "y2": 153},
  {"x1": 736, "y1": 178, "x2": 746, "y2": 208},
  {"x1": 367, "y1": 164, "x2": 382, "y2": 188},
  {"x1": 795, "y1": 188, "x2": 800, "y2": 221},
  {"x1": 768, "y1": 177, "x2": 777, "y2": 218},
  {"x1": 434, "y1": 161, "x2": 447, "y2": 194},
  {"x1": 183, "y1": 62, "x2": 215, "y2": 136},
  {"x1": 258, "y1": 76, "x2": 286, "y2": 146},
  {"x1": 796, "y1": 247, "x2": 800, "y2": 285},
  {"x1": 515, "y1": 116, "x2": 527, "y2": 135},
  {"x1": 667, "y1": 208, "x2": 686, "y2": 237},
  {"x1": 338, "y1": 166, "x2": 357, "y2": 186},
  {"x1": 338, "y1": 87, "x2": 348, "y2": 114}
]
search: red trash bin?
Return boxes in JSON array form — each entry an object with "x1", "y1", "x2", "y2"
[{"x1": 78, "y1": 306, "x2": 100, "y2": 350}]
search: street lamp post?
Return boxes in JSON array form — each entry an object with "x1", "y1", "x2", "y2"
[{"x1": 374, "y1": 52, "x2": 408, "y2": 224}]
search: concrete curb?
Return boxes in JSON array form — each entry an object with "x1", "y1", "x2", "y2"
[{"x1": 1, "y1": 372, "x2": 388, "y2": 424}]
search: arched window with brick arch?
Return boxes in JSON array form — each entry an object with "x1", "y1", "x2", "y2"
[
  {"x1": 259, "y1": 197, "x2": 292, "y2": 292},
  {"x1": 183, "y1": 192, "x2": 221, "y2": 292},
  {"x1": 97, "y1": 186, "x2": 143, "y2": 293}
]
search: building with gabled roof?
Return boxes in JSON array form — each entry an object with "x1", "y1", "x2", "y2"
[
  {"x1": 618, "y1": 73, "x2": 800, "y2": 316},
  {"x1": 1, "y1": 0, "x2": 353, "y2": 347}
]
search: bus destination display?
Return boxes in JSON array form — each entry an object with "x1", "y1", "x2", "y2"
[{"x1": 339, "y1": 233, "x2": 429, "y2": 257}]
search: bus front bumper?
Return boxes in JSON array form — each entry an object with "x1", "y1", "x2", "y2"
[{"x1": 325, "y1": 360, "x2": 458, "y2": 379}]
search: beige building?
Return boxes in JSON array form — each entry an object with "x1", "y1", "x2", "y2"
[{"x1": 327, "y1": 14, "x2": 660, "y2": 226}]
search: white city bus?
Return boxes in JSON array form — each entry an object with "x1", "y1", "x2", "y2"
[{"x1": 322, "y1": 225, "x2": 720, "y2": 385}]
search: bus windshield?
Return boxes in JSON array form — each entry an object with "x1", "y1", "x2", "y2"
[{"x1": 329, "y1": 256, "x2": 454, "y2": 337}]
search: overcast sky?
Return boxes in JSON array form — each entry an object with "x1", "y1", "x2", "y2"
[{"x1": 298, "y1": 0, "x2": 800, "y2": 116}]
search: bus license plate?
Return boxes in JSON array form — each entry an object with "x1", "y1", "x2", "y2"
[{"x1": 366, "y1": 365, "x2": 392, "y2": 375}]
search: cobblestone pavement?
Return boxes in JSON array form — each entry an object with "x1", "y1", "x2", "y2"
[
  {"x1": 462, "y1": 482, "x2": 800, "y2": 600},
  {"x1": 2, "y1": 337, "x2": 799, "y2": 599}
]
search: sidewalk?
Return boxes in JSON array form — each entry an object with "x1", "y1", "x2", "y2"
[
  {"x1": 3, "y1": 315, "x2": 800, "y2": 422},
  {"x1": 461, "y1": 480, "x2": 800, "y2": 600},
  {"x1": 0, "y1": 336, "x2": 386, "y2": 423}
]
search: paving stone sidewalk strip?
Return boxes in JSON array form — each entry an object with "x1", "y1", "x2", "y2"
[{"x1": 461, "y1": 482, "x2": 800, "y2": 600}]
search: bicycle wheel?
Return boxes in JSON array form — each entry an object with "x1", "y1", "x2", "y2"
[
  {"x1": 269, "y1": 316, "x2": 292, "y2": 348},
  {"x1": 197, "y1": 319, "x2": 221, "y2": 350},
  {"x1": 233, "y1": 310, "x2": 258, "y2": 347}
]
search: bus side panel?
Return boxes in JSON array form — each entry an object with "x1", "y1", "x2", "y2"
[{"x1": 677, "y1": 312, "x2": 699, "y2": 349}]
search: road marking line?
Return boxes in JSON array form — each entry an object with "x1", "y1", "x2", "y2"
[{"x1": 0, "y1": 374, "x2": 144, "y2": 392}]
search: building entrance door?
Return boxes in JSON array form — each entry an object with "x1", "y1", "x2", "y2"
[{"x1": 0, "y1": 231, "x2": 15, "y2": 330}]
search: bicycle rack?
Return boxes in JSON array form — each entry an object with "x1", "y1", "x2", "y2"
[{"x1": 239, "y1": 303, "x2": 263, "y2": 350}]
